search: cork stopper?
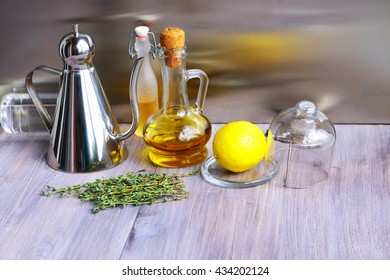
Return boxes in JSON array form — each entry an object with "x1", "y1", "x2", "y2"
[
  {"x1": 160, "y1": 27, "x2": 185, "y2": 48},
  {"x1": 160, "y1": 27, "x2": 185, "y2": 68}
]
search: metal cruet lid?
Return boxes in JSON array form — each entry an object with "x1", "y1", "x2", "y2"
[
  {"x1": 269, "y1": 100, "x2": 336, "y2": 149},
  {"x1": 59, "y1": 24, "x2": 95, "y2": 69}
]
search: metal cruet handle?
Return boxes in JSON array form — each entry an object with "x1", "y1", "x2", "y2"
[
  {"x1": 186, "y1": 69, "x2": 209, "y2": 111},
  {"x1": 25, "y1": 65, "x2": 62, "y2": 133}
]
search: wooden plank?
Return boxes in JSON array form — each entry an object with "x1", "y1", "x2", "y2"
[
  {"x1": 120, "y1": 124, "x2": 390, "y2": 260},
  {"x1": 0, "y1": 125, "x2": 389, "y2": 259},
  {"x1": 0, "y1": 132, "x2": 145, "y2": 259}
]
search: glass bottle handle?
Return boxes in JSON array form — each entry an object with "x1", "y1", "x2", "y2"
[{"x1": 186, "y1": 69, "x2": 209, "y2": 110}]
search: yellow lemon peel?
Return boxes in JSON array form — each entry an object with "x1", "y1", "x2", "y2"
[{"x1": 213, "y1": 121, "x2": 267, "y2": 173}]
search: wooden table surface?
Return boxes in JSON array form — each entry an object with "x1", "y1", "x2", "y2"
[{"x1": 0, "y1": 124, "x2": 389, "y2": 260}]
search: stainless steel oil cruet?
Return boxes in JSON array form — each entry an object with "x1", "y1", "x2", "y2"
[{"x1": 25, "y1": 24, "x2": 143, "y2": 173}]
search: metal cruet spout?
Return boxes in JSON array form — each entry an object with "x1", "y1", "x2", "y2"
[{"x1": 112, "y1": 57, "x2": 143, "y2": 141}]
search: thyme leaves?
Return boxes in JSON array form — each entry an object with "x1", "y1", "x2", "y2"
[{"x1": 42, "y1": 169, "x2": 198, "y2": 213}]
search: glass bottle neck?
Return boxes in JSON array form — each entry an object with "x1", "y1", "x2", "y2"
[
  {"x1": 135, "y1": 37, "x2": 152, "y2": 61},
  {"x1": 160, "y1": 47, "x2": 189, "y2": 113}
]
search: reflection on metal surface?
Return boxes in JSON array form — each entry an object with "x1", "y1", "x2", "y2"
[
  {"x1": 24, "y1": 24, "x2": 143, "y2": 173},
  {"x1": 0, "y1": 0, "x2": 389, "y2": 123}
]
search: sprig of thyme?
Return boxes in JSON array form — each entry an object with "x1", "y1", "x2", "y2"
[{"x1": 42, "y1": 169, "x2": 198, "y2": 213}]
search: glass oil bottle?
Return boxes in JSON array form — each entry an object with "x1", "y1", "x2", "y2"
[
  {"x1": 129, "y1": 26, "x2": 159, "y2": 137},
  {"x1": 143, "y1": 27, "x2": 212, "y2": 167}
]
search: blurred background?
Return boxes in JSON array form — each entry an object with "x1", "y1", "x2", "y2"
[{"x1": 0, "y1": 0, "x2": 389, "y2": 124}]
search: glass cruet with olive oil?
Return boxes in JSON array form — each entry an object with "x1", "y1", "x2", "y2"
[
  {"x1": 143, "y1": 27, "x2": 212, "y2": 167},
  {"x1": 129, "y1": 26, "x2": 159, "y2": 137}
]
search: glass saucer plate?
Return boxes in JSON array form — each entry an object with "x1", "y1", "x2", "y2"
[{"x1": 200, "y1": 156, "x2": 279, "y2": 188}]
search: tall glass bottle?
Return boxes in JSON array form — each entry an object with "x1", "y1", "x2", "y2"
[
  {"x1": 1, "y1": 92, "x2": 57, "y2": 133},
  {"x1": 143, "y1": 27, "x2": 212, "y2": 167},
  {"x1": 129, "y1": 26, "x2": 159, "y2": 137}
]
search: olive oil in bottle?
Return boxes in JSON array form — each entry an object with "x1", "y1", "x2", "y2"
[
  {"x1": 130, "y1": 26, "x2": 159, "y2": 137},
  {"x1": 144, "y1": 106, "x2": 211, "y2": 167},
  {"x1": 143, "y1": 27, "x2": 211, "y2": 167}
]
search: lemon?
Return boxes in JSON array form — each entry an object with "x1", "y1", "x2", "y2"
[
  {"x1": 265, "y1": 130, "x2": 276, "y2": 164},
  {"x1": 213, "y1": 121, "x2": 267, "y2": 173}
]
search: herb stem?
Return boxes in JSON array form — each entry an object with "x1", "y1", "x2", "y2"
[{"x1": 42, "y1": 169, "x2": 198, "y2": 213}]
